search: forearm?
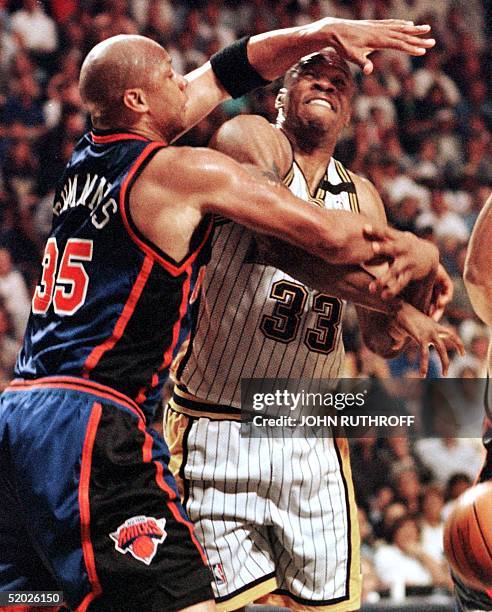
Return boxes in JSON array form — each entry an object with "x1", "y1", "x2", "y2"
[
  {"x1": 221, "y1": 172, "x2": 383, "y2": 265},
  {"x1": 257, "y1": 236, "x2": 397, "y2": 313},
  {"x1": 402, "y1": 267, "x2": 436, "y2": 315},
  {"x1": 182, "y1": 18, "x2": 434, "y2": 135},
  {"x1": 247, "y1": 21, "x2": 338, "y2": 81},
  {"x1": 357, "y1": 307, "x2": 407, "y2": 358}
]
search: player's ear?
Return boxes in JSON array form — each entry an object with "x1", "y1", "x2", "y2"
[
  {"x1": 275, "y1": 88, "x2": 287, "y2": 110},
  {"x1": 123, "y1": 88, "x2": 149, "y2": 114}
]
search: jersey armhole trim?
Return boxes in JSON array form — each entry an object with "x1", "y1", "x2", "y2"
[{"x1": 120, "y1": 142, "x2": 213, "y2": 277}]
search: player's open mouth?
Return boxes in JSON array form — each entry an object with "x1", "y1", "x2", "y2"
[{"x1": 306, "y1": 98, "x2": 335, "y2": 111}]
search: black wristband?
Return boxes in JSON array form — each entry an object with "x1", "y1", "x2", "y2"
[{"x1": 210, "y1": 36, "x2": 271, "y2": 99}]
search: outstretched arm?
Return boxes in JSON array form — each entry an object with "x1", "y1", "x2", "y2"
[
  {"x1": 180, "y1": 18, "x2": 435, "y2": 137},
  {"x1": 464, "y1": 192, "x2": 492, "y2": 326},
  {"x1": 210, "y1": 115, "x2": 438, "y2": 299}
]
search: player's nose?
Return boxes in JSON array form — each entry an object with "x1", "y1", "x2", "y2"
[{"x1": 313, "y1": 77, "x2": 335, "y2": 92}]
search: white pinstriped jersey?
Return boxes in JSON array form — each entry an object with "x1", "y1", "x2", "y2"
[{"x1": 174, "y1": 157, "x2": 359, "y2": 410}]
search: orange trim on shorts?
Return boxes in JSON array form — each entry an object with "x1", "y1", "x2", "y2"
[
  {"x1": 6, "y1": 376, "x2": 146, "y2": 422},
  {"x1": 77, "y1": 402, "x2": 103, "y2": 612},
  {"x1": 136, "y1": 419, "x2": 208, "y2": 565},
  {"x1": 82, "y1": 256, "x2": 154, "y2": 379}
]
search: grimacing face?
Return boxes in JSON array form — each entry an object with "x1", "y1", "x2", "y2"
[{"x1": 282, "y1": 60, "x2": 353, "y2": 135}]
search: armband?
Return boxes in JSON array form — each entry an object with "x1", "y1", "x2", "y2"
[{"x1": 210, "y1": 36, "x2": 271, "y2": 99}]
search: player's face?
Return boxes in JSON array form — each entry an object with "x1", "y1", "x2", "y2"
[
  {"x1": 284, "y1": 61, "x2": 353, "y2": 136},
  {"x1": 147, "y1": 52, "x2": 188, "y2": 141}
]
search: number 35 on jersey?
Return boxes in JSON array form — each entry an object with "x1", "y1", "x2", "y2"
[{"x1": 32, "y1": 238, "x2": 93, "y2": 316}]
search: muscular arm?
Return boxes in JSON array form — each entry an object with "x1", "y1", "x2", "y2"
[
  {"x1": 130, "y1": 145, "x2": 384, "y2": 266},
  {"x1": 210, "y1": 116, "x2": 446, "y2": 360},
  {"x1": 464, "y1": 192, "x2": 492, "y2": 326},
  {"x1": 210, "y1": 116, "x2": 434, "y2": 314},
  {"x1": 179, "y1": 19, "x2": 435, "y2": 137}
]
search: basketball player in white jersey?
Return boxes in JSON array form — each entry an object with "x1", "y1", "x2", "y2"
[
  {"x1": 451, "y1": 192, "x2": 492, "y2": 612},
  {"x1": 165, "y1": 51, "x2": 462, "y2": 611}
]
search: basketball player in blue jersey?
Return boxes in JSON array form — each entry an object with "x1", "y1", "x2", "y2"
[
  {"x1": 448, "y1": 192, "x2": 492, "y2": 611},
  {"x1": 0, "y1": 22, "x2": 437, "y2": 612},
  {"x1": 165, "y1": 50, "x2": 463, "y2": 612}
]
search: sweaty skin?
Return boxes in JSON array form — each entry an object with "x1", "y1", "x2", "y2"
[
  {"x1": 464, "y1": 192, "x2": 492, "y2": 374},
  {"x1": 78, "y1": 37, "x2": 417, "y2": 276},
  {"x1": 209, "y1": 52, "x2": 463, "y2": 375}
]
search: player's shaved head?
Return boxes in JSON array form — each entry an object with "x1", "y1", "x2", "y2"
[{"x1": 79, "y1": 35, "x2": 168, "y2": 127}]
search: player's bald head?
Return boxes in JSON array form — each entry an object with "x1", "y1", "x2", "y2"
[{"x1": 79, "y1": 35, "x2": 168, "y2": 125}]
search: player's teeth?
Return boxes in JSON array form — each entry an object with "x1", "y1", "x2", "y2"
[{"x1": 309, "y1": 99, "x2": 332, "y2": 109}]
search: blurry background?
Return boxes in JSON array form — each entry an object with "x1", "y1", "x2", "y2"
[{"x1": 0, "y1": 1, "x2": 490, "y2": 608}]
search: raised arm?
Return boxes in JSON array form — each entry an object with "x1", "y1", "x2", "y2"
[
  {"x1": 180, "y1": 18, "x2": 435, "y2": 137},
  {"x1": 464, "y1": 192, "x2": 492, "y2": 326}
]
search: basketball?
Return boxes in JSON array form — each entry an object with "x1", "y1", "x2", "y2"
[{"x1": 444, "y1": 482, "x2": 492, "y2": 592}]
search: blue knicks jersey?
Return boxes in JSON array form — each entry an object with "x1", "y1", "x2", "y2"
[{"x1": 16, "y1": 130, "x2": 212, "y2": 417}]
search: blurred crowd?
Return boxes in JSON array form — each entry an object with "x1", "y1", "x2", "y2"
[{"x1": 0, "y1": 0, "x2": 491, "y2": 603}]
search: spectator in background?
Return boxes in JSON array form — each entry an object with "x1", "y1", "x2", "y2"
[
  {"x1": 0, "y1": 247, "x2": 30, "y2": 341},
  {"x1": 416, "y1": 188, "x2": 469, "y2": 243},
  {"x1": 0, "y1": 298, "x2": 20, "y2": 388},
  {"x1": 415, "y1": 435, "x2": 483, "y2": 486},
  {"x1": 374, "y1": 514, "x2": 452, "y2": 591},
  {"x1": 413, "y1": 50, "x2": 461, "y2": 106},
  {"x1": 392, "y1": 465, "x2": 422, "y2": 515},
  {"x1": 442, "y1": 473, "x2": 473, "y2": 520},
  {"x1": 419, "y1": 485, "x2": 446, "y2": 563},
  {"x1": 10, "y1": 0, "x2": 58, "y2": 74},
  {"x1": 389, "y1": 343, "x2": 442, "y2": 379}
]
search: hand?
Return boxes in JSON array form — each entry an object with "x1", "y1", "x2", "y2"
[
  {"x1": 393, "y1": 303, "x2": 465, "y2": 377},
  {"x1": 319, "y1": 18, "x2": 435, "y2": 75},
  {"x1": 429, "y1": 264, "x2": 454, "y2": 321},
  {"x1": 365, "y1": 227, "x2": 439, "y2": 299}
]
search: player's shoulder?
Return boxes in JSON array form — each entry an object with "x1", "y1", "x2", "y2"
[
  {"x1": 345, "y1": 168, "x2": 385, "y2": 219},
  {"x1": 140, "y1": 145, "x2": 223, "y2": 181},
  {"x1": 210, "y1": 114, "x2": 293, "y2": 178},
  {"x1": 345, "y1": 168, "x2": 375, "y2": 195}
]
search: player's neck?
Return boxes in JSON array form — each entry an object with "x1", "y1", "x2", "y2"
[
  {"x1": 293, "y1": 146, "x2": 334, "y2": 194},
  {"x1": 91, "y1": 117, "x2": 170, "y2": 145}
]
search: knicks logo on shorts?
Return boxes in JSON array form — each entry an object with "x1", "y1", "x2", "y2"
[{"x1": 110, "y1": 515, "x2": 167, "y2": 565}]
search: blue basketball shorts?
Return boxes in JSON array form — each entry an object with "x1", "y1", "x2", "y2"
[{"x1": 0, "y1": 376, "x2": 213, "y2": 611}]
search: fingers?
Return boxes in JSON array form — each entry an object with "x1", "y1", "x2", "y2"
[
  {"x1": 394, "y1": 32, "x2": 436, "y2": 48},
  {"x1": 381, "y1": 270, "x2": 412, "y2": 300},
  {"x1": 430, "y1": 306, "x2": 445, "y2": 322},
  {"x1": 363, "y1": 224, "x2": 392, "y2": 241},
  {"x1": 387, "y1": 38, "x2": 434, "y2": 56},
  {"x1": 433, "y1": 336, "x2": 449, "y2": 377},
  {"x1": 444, "y1": 330, "x2": 465, "y2": 357},
  {"x1": 362, "y1": 58, "x2": 374, "y2": 76},
  {"x1": 419, "y1": 342, "x2": 429, "y2": 378}
]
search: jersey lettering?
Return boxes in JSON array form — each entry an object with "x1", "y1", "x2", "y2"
[
  {"x1": 32, "y1": 238, "x2": 93, "y2": 315},
  {"x1": 260, "y1": 280, "x2": 342, "y2": 355}
]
